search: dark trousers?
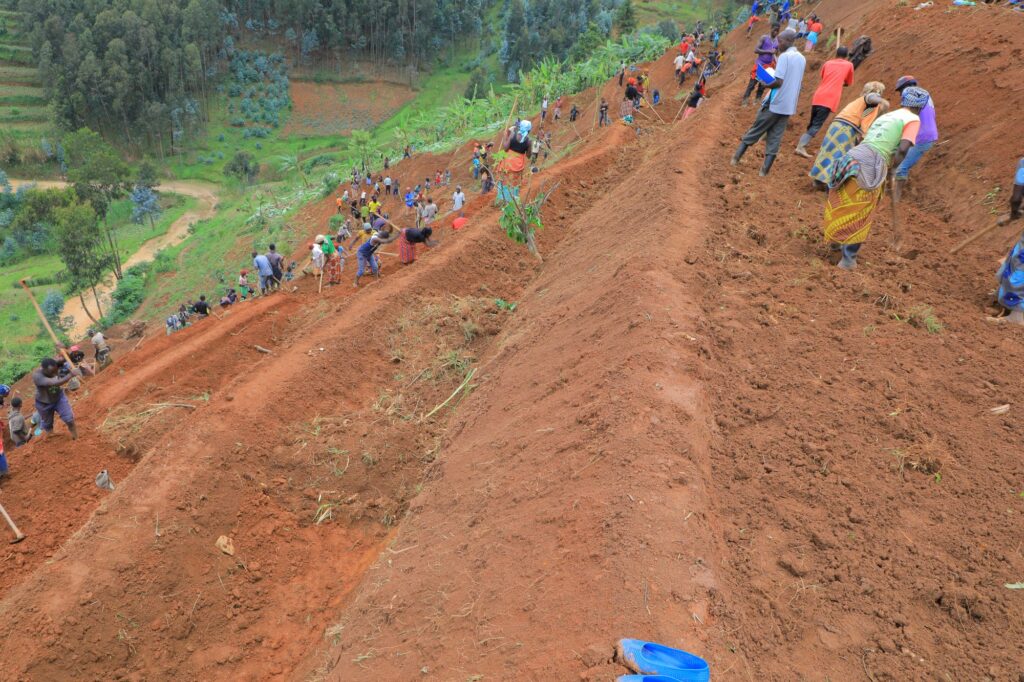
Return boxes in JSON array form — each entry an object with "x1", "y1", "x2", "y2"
[
  {"x1": 740, "y1": 108, "x2": 790, "y2": 157},
  {"x1": 804, "y1": 104, "x2": 831, "y2": 139},
  {"x1": 742, "y1": 78, "x2": 767, "y2": 103}
]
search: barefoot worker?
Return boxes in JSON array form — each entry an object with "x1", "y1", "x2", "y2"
[
  {"x1": 731, "y1": 28, "x2": 806, "y2": 177},
  {"x1": 822, "y1": 86, "x2": 929, "y2": 269},
  {"x1": 808, "y1": 82, "x2": 889, "y2": 190},
  {"x1": 993, "y1": 159, "x2": 1024, "y2": 323},
  {"x1": 794, "y1": 46, "x2": 854, "y2": 158},
  {"x1": 33, "y1": 357, "x2": 81, "y2": 440}
]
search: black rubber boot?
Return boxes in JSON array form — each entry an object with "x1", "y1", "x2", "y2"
[
  {"x1": 731, "y1": 143, "x2": 748, "y2": 166},
  {"x1": 759, "y1": 154, "x2": 776, "y2": 176}
]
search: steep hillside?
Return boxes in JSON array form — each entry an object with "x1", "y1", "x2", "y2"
[{"x1": 1, "y1": 0, "x2": 1023, "y2": 680}]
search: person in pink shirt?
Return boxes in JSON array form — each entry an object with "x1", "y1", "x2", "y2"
[{"x1": 795, "y1": 46, "x2": 854, "y2": 158}]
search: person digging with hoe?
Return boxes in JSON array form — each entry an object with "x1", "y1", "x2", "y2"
[
  {"x1": 353, "y1": 224, "x2": 400, "y2": 288},
  {"x1": 822, "y1": 86, "x2": 930, "y2": 270},
  {"x1": 33, "y1": 357, "x2": 81, "y2": 440}
]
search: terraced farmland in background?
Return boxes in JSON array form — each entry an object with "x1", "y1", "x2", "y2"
[{"x1": 0, "y1": 10, "x2": 50, "y2": 149}]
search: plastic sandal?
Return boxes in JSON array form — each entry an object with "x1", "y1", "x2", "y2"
[{"x1": 618, "y1": 639, "x2": 710, "y2": 682}]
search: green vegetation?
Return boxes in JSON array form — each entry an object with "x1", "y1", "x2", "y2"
[
  {"x1": 0, "y1": 193, "x2": 194, "y2": 384},
  {"x1": 0, "y1": 6, "x2": 50, "y2": 171},
  {"x1": 0, "y1": 0, "x2": 697, "y2": 389},
  {"x1": 143, "y1": 187, "x2": 311, "y2": 315},
  {"x1": 17, "y1": 0, "x2": 499, "y2": 149},
  {"x1": 634, "y1": 0, "x2": 738, "y2": 27},
  {"x1": 104, "y1": 263, "x2": 151, "y2": 327}
]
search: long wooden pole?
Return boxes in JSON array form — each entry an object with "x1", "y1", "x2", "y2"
[
  {"x1": 19, "y1": 279, "x2": 74, "y2": 367},
  {"x1": 950, "y1": 220, "x2": 1005, "y2": 255},
  {"x1": 642, "y1": 95, "x2": 666, "y2": 124},
  {"x1": 889, "y1": 177, "x2": 902, "y2": 251},
  {"x1": 502, "y1": 95, "x2": 520, "y2": 139}
]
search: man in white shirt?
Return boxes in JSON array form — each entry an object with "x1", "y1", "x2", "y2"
[
  {"x1": 731, "y1": 29, "x2": 806, "y2": 176},
  {"x1": 452, "y1": 185, "x2": 466, "y2": 214},
  {"x1": 673, "y1": 52, "x2": 685, "y2": 80},
  {"x1": 89, "y1": 328, "x2": 112, "y2": 366}
]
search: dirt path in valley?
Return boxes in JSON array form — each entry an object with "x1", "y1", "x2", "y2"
[{"x1": 8, "y1": 179, "x2": 219, "y2": 337}]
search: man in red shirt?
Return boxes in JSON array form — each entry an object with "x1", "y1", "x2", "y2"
[{"x1": 795, "y1": 46, "x2": 854, "y2": 158}]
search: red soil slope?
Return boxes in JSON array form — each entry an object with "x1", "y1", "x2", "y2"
[
  {"x1": 1, "y1": 1, "x2": 1023, "y2": 679},
  {"x1": 284, "y1": 80, "x2": 417, "y2": 137}
]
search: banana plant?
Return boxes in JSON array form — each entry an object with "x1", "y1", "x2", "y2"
[{"x1": 274, "y1": 154, "x2": 309, "y2": 188}]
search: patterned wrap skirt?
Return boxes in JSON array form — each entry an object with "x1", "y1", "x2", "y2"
[
  {"x1": 398, "y1": 229, "x2": 417, "y2": 265},
  {"x1": 809, "y1": 119, "x2": 861, "y2": 186},
  {"x1": 823, "y1": 177, "x2": 883, "y2": 245}
]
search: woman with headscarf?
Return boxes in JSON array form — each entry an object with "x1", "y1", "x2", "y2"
[
  {"x1": 808, "y1": 81, "x2": 889, "y2": 190},
  {"x1": 311, "y1": 236, "x2": 326, "y2": 276},
  {"x1": 323, "y1": 233, "x2": 345, "y2": 285},
  {"x1": 822, "y1": 86, "x2": 930, "y2": 270},
  {"x1": 500, "y1": 120, "x2": 532, "y2": 176}
]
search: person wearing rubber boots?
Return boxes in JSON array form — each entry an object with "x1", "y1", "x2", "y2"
[{"x1": 731, "y1": 29, "x2": 806, "y2": 177}]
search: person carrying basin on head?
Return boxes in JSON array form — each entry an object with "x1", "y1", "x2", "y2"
[{"x1": 497, "y1": 120, "x2": 533, "y2": 199}]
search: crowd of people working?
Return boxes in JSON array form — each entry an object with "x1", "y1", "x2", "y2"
[
  {"x1": 10, "y1": 0, "x2": 1023, "y2": 458},
  {"x1": 731, "y1": 0, "x2": 1024, "y2": 325}
]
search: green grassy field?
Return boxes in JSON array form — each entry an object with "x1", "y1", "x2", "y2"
[
  {"x1": 0, "y1": 193, "x2": 196, "y2": 383},
  {"x1": 0, "y1": 64, "x2": 38, "y2": 83},
  {"x1": 141, "y1": 188, "x2": 315, "y2": 316},
  {"x1": 635, "y1": 0, "x2": 734, "y2": 27},
  {"x1": 0, "y1": 105, "x2": 48, "y2": 123},
  {"x1": 165, "y1": 102, "x2": 341, "y2": 184},
  {"x1": 166, "y1": 50, "x2": 482, "y2": 185}
]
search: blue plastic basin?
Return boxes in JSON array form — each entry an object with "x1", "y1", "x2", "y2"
[{"x1": 618, "y1": 639, "x2": 710, "y2": 682}]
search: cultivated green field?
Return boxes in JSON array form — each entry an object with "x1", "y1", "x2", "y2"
[{"x1": 0, "y1": 194, "x2": 195, "y2": 384}]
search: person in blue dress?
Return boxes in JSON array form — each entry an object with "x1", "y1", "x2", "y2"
[{"x1": 993, "y1": 159, "x2": 1024, "y2": 324}]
